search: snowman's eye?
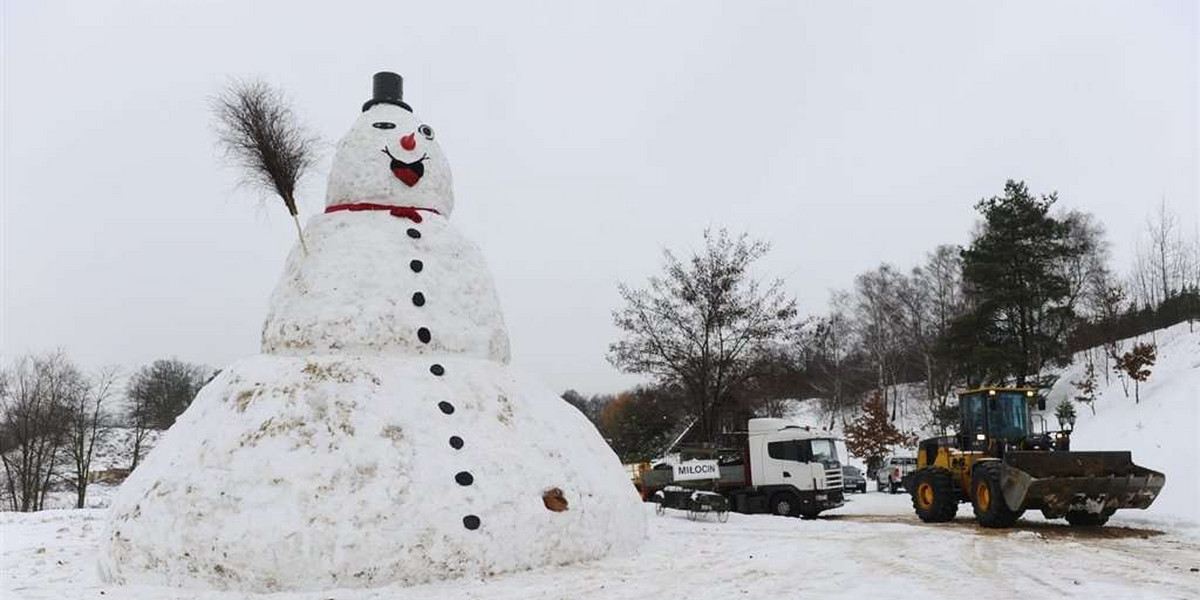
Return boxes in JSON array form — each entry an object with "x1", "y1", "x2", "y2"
[
  {"x1": 418, "y1": 124, "x2": 435, "y2": 140},
  {"x1": 372, "y1": 122, "x2": 396, "y2": 130}
]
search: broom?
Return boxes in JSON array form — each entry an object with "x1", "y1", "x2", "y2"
[{"x1": 212, "y1": 79, "x2": 318, "y2": 254}]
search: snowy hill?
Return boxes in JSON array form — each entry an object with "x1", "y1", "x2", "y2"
[
  {"x1": 783, "y1": 323, "x2": 1199, "y2": 527},
  {"x1": 1039, "y1": 322, "x2": 1200, "y2": 526}
]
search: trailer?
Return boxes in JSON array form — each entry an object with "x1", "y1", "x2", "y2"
[
  {"x1": 642, "y1": 418, "x2": 845, "y2": 519},
  {"x1": 652, "y1": 486, "x2": 731, "y2": 522}
]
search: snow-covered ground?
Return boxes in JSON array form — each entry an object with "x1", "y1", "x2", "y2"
[
  {"x1": 5, "y1": 324, "x2": 1198, "y2": 598},
  {"x1": 4, "y1": 492, "x2": 1198, "y2": 600}
]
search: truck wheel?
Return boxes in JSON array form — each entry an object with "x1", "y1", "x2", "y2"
[
  {"x1": 971, "y1": 462, "x2": 1020, "y2": 528},
  {"x1": 1065, "y1": 510, "x2": 1112, "y2": 527},
  {"x1": 876, "y1": 480, "x2": 886, "y2": 493},
  {"x1": 911, "y1": 468, "x2": 958, "y2": 523},
  {"x1": 770, "y1": 493, "x2": 798, "y2": 517}
]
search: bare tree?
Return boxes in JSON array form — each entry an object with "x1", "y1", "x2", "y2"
[
  {"x1": 0, "y1": 353, "x2": 80, "y2": 512},
  {"x1": 65, "y1": 367, "x2": 118, "y2": 508},
  {"x1": 212, "y1": 79, "x2": 319, "y2": 253},
  {"x1": 1089, "y1": 280, "x2": 1127, "y2": 384},
  {"x1": 1147, "y1": 199, "x2": 1181, "y2": 304},
  {"x1": 915, "y1": 245, "x2": 965, "y2": 414},
  {"x1": 126, "y1": 388, "x2": 151, "y2": 471},
  {"x1": 126, "y1": 359, "x2": 212, "y2": 431},
  {"x1": 1060, "y1": 210, "x2": 1111, "y2": 315},
  {"x1": 124, "y1": 359, "x2": 211, "y2": 470},
  {"x1": 852, "y1": 265, "x2": 905, "y2": 418},
  {"x1": 805, "y1": 291, "x2": 860, "y2": 429},
  {"x1": 609, "y1": 229, "x2": 799, "y2": 443}
]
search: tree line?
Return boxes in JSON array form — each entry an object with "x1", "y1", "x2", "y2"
[
  {"x1": 0, "y1": 355, "x2": 212, "y2": 512},
  {"x1": 579, "y1": 180, "x2": 1199, "y2": 465}
]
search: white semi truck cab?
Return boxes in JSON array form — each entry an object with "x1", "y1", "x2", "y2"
[
  {"x1": 642, "y1": 418, "x2": 846, "y2": 519},
  {"x1": 735, "y1": 418, "x2": 845, "y2": 518}
]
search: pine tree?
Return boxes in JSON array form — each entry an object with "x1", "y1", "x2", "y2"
[
  {"x1": 1054, "y1": 398, "x2": 1077, "y2": 429},
  {"x1": 844, "y1": 391, "x2": 909, "y2": 473},
  {"x1": 943, "y1": 180, "x2": 1083, "y2": 386}
]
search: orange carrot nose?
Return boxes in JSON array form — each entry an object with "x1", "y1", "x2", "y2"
[{"x1": 400, "y1": 133, "x2": 417, "y2": 151}]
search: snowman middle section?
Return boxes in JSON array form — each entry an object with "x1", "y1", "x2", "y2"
[{"x1": 263, "y1": 210, "x2": 511, "y2": 363}]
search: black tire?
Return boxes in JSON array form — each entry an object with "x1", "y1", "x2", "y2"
[
  {"x1": 1065, "y1": 510, "x2": 1112, "y2": 527},
  {"x1": 770, "y1": 493, "x2": 799, "y2": 517},
  {"x1": 876, "y1": 480, "x2": 886, "y2": 493},
  {"x1": 911, "y1": 468, "x2": 959, "y2": 523},
  {"x1": 971, "y1": 462, "x2": 1020, "y2": 528}
]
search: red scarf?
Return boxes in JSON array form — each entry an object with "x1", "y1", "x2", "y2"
[{"x1": 324, "y1": 203, "x2": 442, "y2": 223}]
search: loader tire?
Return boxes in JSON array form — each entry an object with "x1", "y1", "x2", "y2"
[
  {"x1": 1065, "y1": 510, "x2": 1112, "y2": 527},
  {"x1": 911, "y1": 468, "x2": 958, "y2": 523},
  {"x1": 971, "y1": 462, "x2": 1020, "y2": 528}
]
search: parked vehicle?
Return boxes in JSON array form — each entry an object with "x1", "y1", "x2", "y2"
[
  {"x1": 642, "y1": 418, "x2": 845, "y2": 519},
  {"x1": 841, "y1": 465, "x2": 867, "y2": 493},
  {"x1": 876, "y1": 455, "x2": 917, "y2": 494}
]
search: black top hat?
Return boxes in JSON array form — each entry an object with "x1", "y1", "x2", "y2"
[{"x1": 362, "y1": 72, "x2": 412, "y2": 112}]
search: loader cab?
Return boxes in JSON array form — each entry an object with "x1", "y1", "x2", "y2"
[{"x1": 958, "y1": 388, "x2": 1040, "y2": 454}]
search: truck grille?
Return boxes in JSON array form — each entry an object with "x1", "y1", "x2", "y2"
[{"x1": 824, "y1": 468, "x2": 843, "y2": 489}]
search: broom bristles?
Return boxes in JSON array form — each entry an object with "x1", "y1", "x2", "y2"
[{"x1": 212, "y1": 79, "x2": 318, "y2": 253}]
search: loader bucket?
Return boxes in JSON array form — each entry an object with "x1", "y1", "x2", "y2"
[{"x1": 999, "y1": 451, "x2": 1165, "y2": 518}]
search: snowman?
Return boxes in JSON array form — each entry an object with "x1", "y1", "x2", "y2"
[{"x1": 100, "y1": 72, "x2": 645, "y2": 593}]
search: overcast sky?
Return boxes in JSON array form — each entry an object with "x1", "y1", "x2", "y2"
[{"x1": 3, "y1": 1, "x2": 1197, "y2": 396}]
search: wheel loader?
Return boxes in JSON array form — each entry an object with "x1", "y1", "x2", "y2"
[{"x1": 908, "y1": 387, "x2": 1165, "y2": 528}]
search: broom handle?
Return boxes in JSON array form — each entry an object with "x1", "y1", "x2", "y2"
[{"x1": 292, "y1": 213, "x2": 309, "y2": 256}]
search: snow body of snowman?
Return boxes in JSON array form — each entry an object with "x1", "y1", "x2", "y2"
[{"x1": 100, "y1": 72, "x2": 645, "y2": 593}]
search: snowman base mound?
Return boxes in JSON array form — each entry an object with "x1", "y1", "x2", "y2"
[{"x1": 100, "y1": 354, "x2": 646, "y2": 592}]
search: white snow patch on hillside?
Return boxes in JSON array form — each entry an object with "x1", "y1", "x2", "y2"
[{"x1": 1039, "y1": 322, "x2": 1200, "y2": 526}]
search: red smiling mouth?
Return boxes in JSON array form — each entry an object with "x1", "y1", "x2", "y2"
[{"x1": 381, "y1": 147, "x2": 428, "y2": 187}]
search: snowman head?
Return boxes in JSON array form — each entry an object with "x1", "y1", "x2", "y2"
[{"x1": 325, "y1": 73, "x2": 454, "y2": 216}]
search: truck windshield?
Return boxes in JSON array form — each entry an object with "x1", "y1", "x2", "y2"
[{"x1": 810, "y1": 439, "x2": 839, "y2": 468}]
